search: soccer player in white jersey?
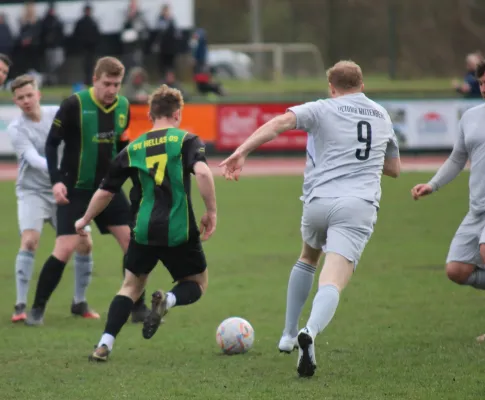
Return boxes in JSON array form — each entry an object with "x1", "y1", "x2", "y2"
[
  {"x1": 412, "y1": 61, "x2": 485, "y2": 342},
  {"x1": 220, "y1": 60, "x2": 401, "y2": 377},
  {"x1": 7, "y1": 75, "x2": 98, "y2": 322}
]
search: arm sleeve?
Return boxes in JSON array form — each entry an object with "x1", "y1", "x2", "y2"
[
  {"x1": 385, "y1": 127, "x2": 400, "y2": 159},
  {"x1": 286, "y1": 101, "x2": 320, "y2": 132},
  {"x1": 428, "y1": 120, "x2": 468, "y2": 191},
  {"x1": 45, "y1": 98, "x2": 73, "y2": 185},
  {"x1": 8, "y1": 125, "x2": 48, "y2": 172},
  {"x1": 99, "y1": 149, "x2": 131, "y2": 193},
  {"x1": 182, "y1": 134, "x2": 207, "y2": 174}
]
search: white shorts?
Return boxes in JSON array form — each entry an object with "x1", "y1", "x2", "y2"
[
  {"x1": 17, "y1": 190, "x2": 57, "y2": 233},
  {"x1": 446, "y1": 211, "x2": 485, "y2": 268},
  {"x1": 301, "y1": 196, "x2": 378, "y2": 267}
]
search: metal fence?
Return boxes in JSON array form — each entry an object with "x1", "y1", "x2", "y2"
[{"x1": 196, "y1": 0, "x2": 485, "y2": 78}]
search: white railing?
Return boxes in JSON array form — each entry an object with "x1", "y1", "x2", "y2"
[{"x1": 208, "y1": 42, "x2": 325, "y2": 81}]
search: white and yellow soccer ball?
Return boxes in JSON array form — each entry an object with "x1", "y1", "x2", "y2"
[{"x1": 216, "y1": 317, "x2": 254, "y2": 355}]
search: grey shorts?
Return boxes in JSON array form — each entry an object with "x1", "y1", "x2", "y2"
[
  {"x1": 17, "y1": 190, "x2": 57, "y2": 233},
  {"x1": 301, "y1": 197, "x2": 378, "y2": 267},
  {"x1": 446, "y1": 211, "x2": 485, "y2": 268}
]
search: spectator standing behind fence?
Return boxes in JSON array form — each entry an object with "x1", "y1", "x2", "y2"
[
  {"x1": 40, "y1": 3, "x2": 65, "y2": 86},
  {"x1": 190, "y1": 28, "x2": 224, "y2": 97},
  {"x1": 0, "y1": 14, "x2": 14, "y2": 59},
  {"x1": 452, "y1": 52, "x2": 483, "y2": 98},
  {"x1": 153, "y1": 4, "x2": 180, "y2": 80},
  {"x1": 15, "y1": 2, "x2": 41, "y2": 75},
  {"x1": 124, "y1": 66, "x2": 151, "y2": 104},
  {"x1": 72, "y1": 4, "x2": 100, "y2": 86},
  {"x1": 120, "y1": 0, "x2": 149, "y2": 74}
]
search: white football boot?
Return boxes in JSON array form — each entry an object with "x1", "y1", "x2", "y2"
[{"x1": 278, "y1": 335, "x2": 298, "y2": 353}]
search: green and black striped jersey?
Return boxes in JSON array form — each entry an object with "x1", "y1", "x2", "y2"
[
  {"x1": 100, "y1": 127, "x2": 207, "y2": 247},
  {"x1": 45, "y1": 88, "x2": 130, "y2": 190}
]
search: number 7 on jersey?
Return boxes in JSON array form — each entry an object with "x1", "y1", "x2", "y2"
[
  {"x1": 355, "y1": 120, "x2": 372, "y2": 161},
  {"x1": 146, "y1": 154, "x2": 168, "y2": 185}
]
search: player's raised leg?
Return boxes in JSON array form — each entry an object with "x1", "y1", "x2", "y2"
[
  {"x1": 143, "y1": 268, "x2": 208, "y2": 340},
  {"x1": 142, "y1": 237, "x2": 209, "y2": 340},
  {"x1": 279, "y1": 242, "x2": 319, "y2": 353}
]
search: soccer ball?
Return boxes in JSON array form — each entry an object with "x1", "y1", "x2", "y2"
[{"x1": 216, "y1": 317, "x2": 255, "y2": 355}]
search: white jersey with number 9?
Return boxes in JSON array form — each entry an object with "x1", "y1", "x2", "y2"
[{"x1": 288, "y1": 92, "x2": 399, "y2": 209}]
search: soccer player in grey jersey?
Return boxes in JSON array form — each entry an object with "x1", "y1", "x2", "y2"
[
  {"x1": 7, "y1": 75, "x2": 97, "y2": 323},
  {"x1": 220, "y1": 60, "x2": 401, "y2": 377},
  {"x1": 412, "y1": 61, "x2": 485, "y2": 342}
]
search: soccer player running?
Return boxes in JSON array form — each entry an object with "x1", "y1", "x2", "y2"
[
  {"x1": 25, "y1": 57, "x2": 149, "y2": 325},
  {"x1": 8, "y1": 75, "x2": 94, "y2": 322},
  {"x1": 73, "y1": 84, "x2": 216, "y2": 362},
  {"x1": 411, "y1": 61, "x2": 485, "y2": 342},
  {"x1": 220, "y1": 60, "x2": 400, "y2": 377}
]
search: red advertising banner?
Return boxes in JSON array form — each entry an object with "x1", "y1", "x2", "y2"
[{"x1": 216, "y1": 104, "x2": 308, "y2": 150}]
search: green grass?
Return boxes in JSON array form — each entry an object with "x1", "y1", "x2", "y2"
[
  {"x1": 0, "y1": 75, "x2": 458, "y2": 104},
  {"x1": 0, "y1": 172, "x2": 482, "y2": 400}
]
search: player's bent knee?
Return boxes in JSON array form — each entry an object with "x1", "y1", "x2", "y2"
[
  {"x1": 445, "y1": 262, "x2": 475, "y2": 284},
  {"x1": 75, "y1": 234, "x2": 92, "y2": 255},
  {"x1": 20, "y1": 230, "x2": 40, "y2": 252},
  {"x1": 119, "y1": 271, "x2": 147, "y2": 301},
  {"x1": 52, "y1": 235, "x2": 78, "y2": 262},
  {"x1": 299, "y1": 242, "x2": 321, "y2": 267},
  {"x1": 181, "y1": 269, "x2": 208, "y2": 294},
  {"x1": 108, "y1": 225, "x2": 131, "y2": 252}
]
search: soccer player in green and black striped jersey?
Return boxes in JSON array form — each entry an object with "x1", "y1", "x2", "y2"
[
  {"x1": 75, "y1": 84, "x2": 217, "y2": 362},
  {"x1": 25, "y1": 57, "x2": 149, "y2": 326}
]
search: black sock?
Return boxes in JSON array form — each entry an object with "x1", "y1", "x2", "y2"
[
  {"x1": 32, "y1": 256, "x2": 66, "y2": 309},
  {"x1": 170, "y1": 281, "x2": 202, "y2": 307},
  {"x1": 122, "y1": 254, "x2": 146, "y2": 308},
  {"x1": 133, "y1": 291, "x2": 146, "y2": 308},
  {"x1": 104, "y1": 295, "x2": 134, "y2": 338}
]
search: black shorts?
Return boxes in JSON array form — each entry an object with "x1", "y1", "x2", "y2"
[
  {"x1": 124, "y1": 237, "x2": 207, "y2": 282},
  {"x1": 56, "y1": 188, "x2": 131, "y2": 236}
]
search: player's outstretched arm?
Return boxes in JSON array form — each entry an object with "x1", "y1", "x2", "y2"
[
  {"x1": 194, "y1": 161, "x2": 217, "y2": 241},
  {"x1": 219, "y1": 112, "x2": 296, "y2": 180},
  {"x1": 411, "y1": 124, "x2": 467, "y2": 200},
  {"x1": 75, "y1": 189, "x2": 115, "y2": 235}
]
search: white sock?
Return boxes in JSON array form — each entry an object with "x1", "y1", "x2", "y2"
[
  {"x1": 98, "y1": 333, "x2": 115, "y2": 351},
  {"x1": 306, "y1": 284, "x2": 340, "y2": 336},
  {"x1": 166, "y1": 292, "x2": 176, "y2": 309}
]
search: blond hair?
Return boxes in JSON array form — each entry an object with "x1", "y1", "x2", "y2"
[
  {"x1": 11, "y1": 74, "x2": 37, "y2": 93},
  {"x1": 148, "y1": 84, "x2": 184, "y2": 120},
  {"x1": 326, "y1": 60, "x2": 363, "y2": 91},
  {"x1": 93, "y1": 56, "x2": 125, "y2": 79}
]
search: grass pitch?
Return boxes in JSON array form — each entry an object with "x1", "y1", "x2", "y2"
[{"x1": 0, "y1": 172, "x2": 482, "y2": 400}]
